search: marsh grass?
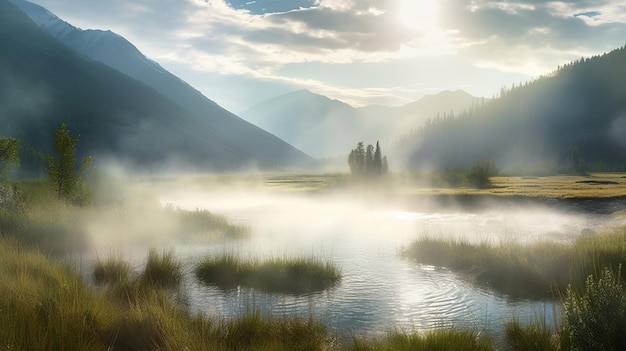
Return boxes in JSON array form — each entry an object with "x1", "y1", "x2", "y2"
[
  {"x1": 195, "y1": 254, "x2": 342, "y2": 294},
  {"x1": 349, "y1": 329, "x2": 494, "y2": 351},
  {"x1": 93, "y1": 254, "x2": 131, "y2": 285},
  {"x1": 504, "y1": 318, "x2": 563, "y2": 351},
  {"x1": 142, "y1": 248, "x2": 183, "y2": 288},
  {"x1": 169, "y1": 206, "x2": 250, "y2": 239},
  {"x1": 402, "y1": 229, "x2": 626, "y2": 298},
  {"x1": 401, "y1": 237, "x2": 571, "y2": 298},
  {"x1": 0, "y1": 238, "x2": 334, "y2": 350}
]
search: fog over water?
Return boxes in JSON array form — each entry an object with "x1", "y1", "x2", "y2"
[{"x1": 149, "y1": 183, "x2": 626, "y2": 340}]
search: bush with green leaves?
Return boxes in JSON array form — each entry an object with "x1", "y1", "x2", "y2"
[
  {"x1": 563, "y1": 266, "x2": 626, "y2": 351},
  {"x1": 0, "y1": 137, "x2": 20, "y2": 183},
  {"x1": 47, "y1": 123, "x2": 92, "y2": 203}
]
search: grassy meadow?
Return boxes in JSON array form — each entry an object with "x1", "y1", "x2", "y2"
[
  {"x1": 3, "y1": 172, "x2": 626, "y2": 349},
  {"x1": 153, "y1": 172, "x2": 626, "y2": 205}
]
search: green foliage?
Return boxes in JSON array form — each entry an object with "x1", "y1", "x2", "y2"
[
  {"x1": 19, "y1": 144, "x2": 48, "y2": 179},
  {"x1": 349, "y1": 141, "x2": 388, "y2": 177},
  {"x1": 0, "y1": 137, "x2": 20, "y2": 182},
  {"x1": 47, "y1": 123, "x2": 92, "y2": 202},
  {"x1": 563, "y1": 267, "x2": 626, "y2": 351}
]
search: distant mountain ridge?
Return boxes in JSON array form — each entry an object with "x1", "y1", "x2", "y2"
[
  {"x1": 241, "y1": 89, "x2": 481, "y2": 157},
  {"x1": 1, "y1": 0, "x2": 310, "y2": 172},
  {"x1": 4, "y1": 0, "x2": 310, "y2": 171}
]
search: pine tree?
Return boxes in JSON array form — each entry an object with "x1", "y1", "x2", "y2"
[
  {"x1": 374, "y1": 141, "x2": 382, "y2": 175},
  {"x1": 365, "y1": 144, "x2": 375, "y2": 173},
  {"x1": 348, "y1": 141, "x2": 388, "y2": 177}
]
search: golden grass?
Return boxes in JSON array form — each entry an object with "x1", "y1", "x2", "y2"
[
  {"x1": 393, "y1": 173, "x2": 626, "y2": 199},
  {"x1": 142, "y1": 172, "x2": 626, "y2": 199}
]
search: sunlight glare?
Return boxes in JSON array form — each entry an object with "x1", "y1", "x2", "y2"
[{"x1": 398, "y1": 0, "x2": 439, "y2": 32}]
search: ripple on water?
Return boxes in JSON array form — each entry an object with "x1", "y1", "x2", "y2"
[{"x1": 165, "y1": 194, "x2": 588, "y2": 340}]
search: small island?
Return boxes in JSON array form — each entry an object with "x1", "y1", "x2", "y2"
[{"x1": 195, "y1": 255, "x2": 341, "y2": 295}]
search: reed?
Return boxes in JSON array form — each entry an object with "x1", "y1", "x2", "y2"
[
  {"x1": 0, "y1": 238, "x2": 335, "y2": 350},
  {"x1": 141, "y1": 248, "x2": 183, "y2": 288},
  {"x1": 195, "y1": 254, "x2": 342, "y2": 294},
  {"x1": 504, "y1": 318, "x2": 562, "y2": 351},
  {"x1": 349, "y1": 329, "x2": 494, "y2": 351},
  {"x1": 93, "y1": 254, "x2": 131, "y2": 285}
]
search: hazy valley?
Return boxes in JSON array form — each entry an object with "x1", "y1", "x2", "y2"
[{"x1": 3, "y1": 0, "x2": 626, "y2": 350}]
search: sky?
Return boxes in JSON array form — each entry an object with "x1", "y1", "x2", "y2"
[{"x1": 26, "y1": 0, "x2": 626, "y2": 113}]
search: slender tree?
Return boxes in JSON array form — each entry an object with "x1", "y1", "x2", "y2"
[{"x1": 47, "y1": 123, "x2": 92, "y2": 200}]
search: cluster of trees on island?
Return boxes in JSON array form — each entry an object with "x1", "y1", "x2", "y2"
[{"x1": 348, "y1": 141, "x2": 388, "y2": 177}]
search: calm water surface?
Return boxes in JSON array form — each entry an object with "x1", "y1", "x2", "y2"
[{"x1": 155, "y1": 190, "x2": 622, "y2": 340}]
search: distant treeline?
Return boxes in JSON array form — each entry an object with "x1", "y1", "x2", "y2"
[{"x1": 396, "y1": 44, "x2": 626, "y2": 175}]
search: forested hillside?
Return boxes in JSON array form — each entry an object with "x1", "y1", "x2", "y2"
[
  {"x1": 400, "y1": 45, "x2": 626, "y2": 174},
  {"x1": 0, "y1": 0, "x2": 309, "y2": 173}
]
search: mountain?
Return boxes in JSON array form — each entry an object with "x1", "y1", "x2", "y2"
[
  {"x1": 240, "y1": 89, "x2": 481, "y2": 158},
  {"x1": 240, "y1": 90, "x2": 362, "y2": 157},
  {"x1": 0, "y1": 0, "x2": 309, "y2": 172},
  {"x1": 359, "y1": 89, "x2": 483, "y2": 137},
  {"x1": 399, "y1": 47, "x2": 626, "y2": 173}
]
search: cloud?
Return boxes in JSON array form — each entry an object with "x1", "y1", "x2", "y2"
[
  {"x1": 439, "y1": 0, "x2": 626, "y2": 74},
  {"x1": 25, "y1": 0, "x2": 626, "y2": 111}
]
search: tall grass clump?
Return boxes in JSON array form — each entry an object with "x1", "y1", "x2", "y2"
[
  {"x1": 401, "y1": 237, "x2": 570, "y2": 298},
  {"x1": 142, "y1": 248, "x2": 183, "y2": 288},
  {"x1": 349, "y1": 329, "x2": 493, "y2": 351},
  {"x1": 504, "y1": 318, "x2": 562, "y2": 351},
  {"x1": 195, "y1": 254, "x2": 341, "y2": 294},
  {"x1": 93, "y1": 255, "x2": 131, "y2": 285},
  {"x1": 222, "y1": 311, "x2": 330, "y2": 351},
  {"x1": 563, "y1": 266, "x2": 626, "y2": 351},
  {"x1": 0, "y1": 238, "x2": 113, "y2": 350}
]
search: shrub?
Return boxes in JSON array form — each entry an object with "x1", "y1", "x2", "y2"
[{"x1": 563, "y1": 266, "x2": 626, "y2": 351}]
